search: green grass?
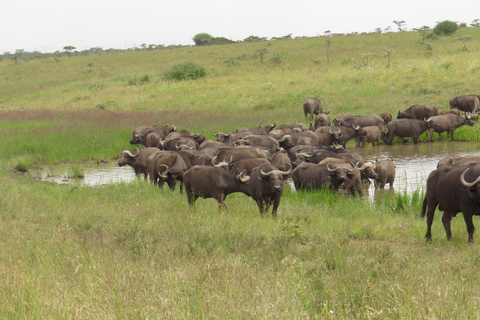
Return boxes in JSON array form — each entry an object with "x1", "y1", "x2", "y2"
[{"x1": 1, "y1": 27, "x2": 480, "y2": 318}]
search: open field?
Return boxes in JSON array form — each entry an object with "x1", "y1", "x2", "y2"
[{"x1": 1, "y1": 28, "x2": 480, "y2": 318}]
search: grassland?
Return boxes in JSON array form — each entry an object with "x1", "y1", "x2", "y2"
[{"x1": 1, "y1": 28, "x2": 480, "y2": 319}]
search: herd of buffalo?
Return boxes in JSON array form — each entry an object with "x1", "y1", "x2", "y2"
[{"x1": 118, "y1": 94, "x2": 480, "y2": 243}]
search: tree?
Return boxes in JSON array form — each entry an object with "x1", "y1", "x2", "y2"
[
  {"x1": 433, "y1": 20, "x2": 459, "y2": 36},
  {"x1": 192, "y1": 33, "x2": 213, "y2": 46},
  {"x1": 393, "y1": 20, "x2": 406, "y2": 32},
  {"x1": 63, "y1": 46, "x2": 76, "y2": 56},
  {"x1": 11, "y1": 50, "x2": 23, "y2": 64}
]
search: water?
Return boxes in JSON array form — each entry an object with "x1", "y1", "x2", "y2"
[
  {"x1": 354, "y1": 141, "x2": 479, "y2": 198},
  {"x1": 40, "y1": 142, "x2": 479, "y2": 196}
]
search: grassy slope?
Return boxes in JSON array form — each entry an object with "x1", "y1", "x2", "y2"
[{"x1": 1, "y1": 29, "x2": 480, "y2": 318}]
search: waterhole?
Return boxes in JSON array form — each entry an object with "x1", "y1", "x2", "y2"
[{"x1": 40, "y1": 142, "x2": 479, "y2": 198}]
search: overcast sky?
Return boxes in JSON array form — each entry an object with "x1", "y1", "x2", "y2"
[{"x1": 2, "y1": 0, "x2": 479, "y2": 53}]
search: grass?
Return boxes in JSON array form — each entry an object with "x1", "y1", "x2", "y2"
[{"x1": 1, "y1": 27, "x2": 480, "y2": 318}]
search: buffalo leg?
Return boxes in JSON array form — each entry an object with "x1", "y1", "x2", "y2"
[
  {"x1": 256, "y1": 199, "x2": 266, "y2": 215},
  {"x1": 187, "y1": 192, "x2": 198, "y2": 206},
  {"x1": 424, "y1": 200, "x2": 438, "y2": 242},
  {"x1": 427, "y1": 129, "x2": 434, "y2": 142},
  {"x1": 463, "y1": 212, "x2": 475, "y2": 243},
  {"x1": 441, "y1": 211, "x2": 454, "y2": 240},
  {"x1": 215, "y1": 194, "x2": 226, "y2": 211}
]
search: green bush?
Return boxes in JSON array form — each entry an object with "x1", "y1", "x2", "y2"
[
  {"x1": 163, "y1": 63, "x2": 206, "y2": 81},
  {"x1": 433, "y1": 20, "x2": 459, "y2": 36},
  {"x1": 193, "y1": 33, "x2": 213, "y2": 46}
]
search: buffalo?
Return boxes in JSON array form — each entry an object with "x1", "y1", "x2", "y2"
[
  {"x1": 356, "y1": 126, "x2": 383, "y2": 147},
  {"x1": 374, "y1": 158, "x2": 395, "y2": 188},
  {"x1": 333, "y1": 115, "x2": 385, "y2": 129},
  {"x1": 449, "y1": 95, "x2": 480, "y2": 113},
  {"x1": 118, "y1": 147, "x2": 161, "y2": 178},
  {"x1": 291, "y1": 161, "x2": 356, "y2": 192},
  {"x1": 130, "y1": 125, "x2": 176, "y2": 146},
  {"x1": 381, "y1": 119, "x2": 429, "y2": 145},
  {"x1": 437, "y1": 155, "x2": 480, "y2": 168},
  {"x1": 421, "y1": 163, "x2": 480, "y2": 242},
  {"x1": 147, "y1": 151, "x2": 188, "y2": 192},
  {"x1": 236, "y1": 120, "x2": 277, "y2": 135},
  {"x1": 424, "y1": 114, "x2": 474, "y2": 142},
  {"x1": 303, "y1": 98, "x2": 323, "y2": 122},
  {"x1": 397, "y1": 104, "x2": 438, "y2": 119}
]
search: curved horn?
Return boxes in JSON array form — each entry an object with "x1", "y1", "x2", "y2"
[
  {"x1": 238, "y1": 172, "x2": 251, "y2": 183},
  {"x1": 357, "y1": 162, "x2": 373, "y2": 171},
  {"x1": 347, "y1": 162, "x2": 355, "y2": 173},
  {"x1": 270, "y1": 119, "x2": 277, "y2": 129},
  {"x1": 259, "y1": 120, "x2": 264, "y2": 127},
  {"x1": 279, "y1": 163, "x2": 292, "y2": 175},
  {"x1": 158, "y1": 164, "x2": 169, "y2": 179},
  {"x1": 327, "y1": 162, "x2": 336, "y2": 172},
  {"x1": 260, "y1": 167, "x2": 273, "y2": 177},
  {"x1": 326, "y1": 109, "x2": 331, "y2": 114},
  {"x1": 121, "y1": 147, "x2": 140, "y2": 158},
  {"x1": 460, "y1": 168, "x2": 480, "y2": 187},
  {"x1": 297, "y1": 152, "x2": 314, "y2": 158},
  {"x1": 278, "y1": 135, "x2": 291, "y2": 142},
  {"x1": 425, "y1": 117, "x2": 432, "y2": 122},
  {"x1": 213, "y1": 131, "x2": 218, "y2": 137}
]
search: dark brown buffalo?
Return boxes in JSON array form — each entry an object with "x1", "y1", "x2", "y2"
[
  {"x1": 184, "y1": 166, "x2": 249, "y2": 209},
  {"x1": 381, "y1": 119, "x2": 429, "y2": 145},
  {"x1": 213, "y1": 131, "x2": 252, "y2": 142},
  {"x1": 439, "y1": 108, "x2": 461, "y2": 116},
  {"x1": 310, "y1": 111, "x2": 331, "y2": 130},
  {"x1": 437, "y1": 155, "x2": 480, "y2": 168},
  {"x1": 278, "y1": 131, "x2": 319, "y2": 150},
  {"x1": 424, "y1": 114, "x2": 474, "y2": 142},
  {"x1": 318, "y1": 158, "x2": 362, "y2": 195},
  {"x1": 235, "y1": 134, "x2": 280, "y2": 151},
  {"x1": 378, "y1": 113, "x2": 393, "y2": 124},
  {"x1": 236, "y1": 120, "x2": 277, "y2": 135},
  {"x1": 374, "y1": 158, "x2": 395, "y2": 188},
  {"x1": 147, "y1": 151, "x2": 188, "y2": 192},
  {"x1": 421, "y1": 163, "x2": 480, "y2": 242},
  {"x1": 291, "y1": 161, "x2": 356, "y2": 191},
  {"x1": 303, "y1": 98, "x2": 323, "y2": 122},
  {"x1": 160, "y1": 137, "x2": 199, "y2": 151},
  {"x1": 118, "y1": 147, "x2": 161, "y2": 178},
  {"x1": 316, "y1": 126, "x2": 361, "y2": 148},
  {"x1": 270, "y1": 151, "x2": 293, "y2": 173},
  {"x1": 184, "y1": 163, "x2": 291, "y2": 216},
  {"x1": 212, "y1": 147, "x2": 269, "y2": 166},
  {"x1": 397, "y1": 104, "x2": 438, "y2": 119},
  {"x1": 449, "y1": 95, "x2": 480, "y2": 113},
  {"x1": 228, "y1": 158, "x2": 270, "y2": 175},
  {"x1": 130, "y1": 124, "x2": 176, "y2": 145},
  {"x1": 246, "y1": 163, "x2": 292, "y2": 216},
  {"x1": 333, "y1": 115, "x2": 385, "y2": 128},
  {"x1": 356, "y1": 126, "x2": 382, "y2": 147}
]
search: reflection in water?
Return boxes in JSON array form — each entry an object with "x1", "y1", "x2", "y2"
[{"x1": 41, "y1": 142, "x2": 479, "y2": 199}]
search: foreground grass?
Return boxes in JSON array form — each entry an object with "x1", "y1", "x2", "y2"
[{"x1": 2, "y1": 171, "x2": 480, "y2": 318}]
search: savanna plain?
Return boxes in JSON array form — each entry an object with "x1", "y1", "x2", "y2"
[{"x1": 2, "y1": 28, "x2": 480, "y2": 319}]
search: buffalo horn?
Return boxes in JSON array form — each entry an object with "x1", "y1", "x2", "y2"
[
  {"x1": 460, "y1": 168, "x2": 480, "y2": 187},
  {"x1": 238, "y1": 172, "x2": 251, "y2": 183},
  {"x1": 278, "y1": 135, "x2": 291, "y2": 142},
  {"x1": 213, "y1": 131, "x2": 218, "y2": 137},
  {"x1": 122, "y1": 147, "x2": 140, "y2": 158},
  {"x1": 327, "y1": 162, "x2": 336, "y2": 172},
  {"x1": 158, "y1": 164, "x2": 169, "y2": 179},
  {"x1": 357, "y1": 162, "x2": 374, "y2": 171},
  {"x1": 425, "y1": 117, "x2": 432, "y2": 122},
  {"x1": 297, "y1": 152, "x2": 313, "y2": 158},
  {"x1": 260, "y1": 163, "x2": 292, "y2": 177}
]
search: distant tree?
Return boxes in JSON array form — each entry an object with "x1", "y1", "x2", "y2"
[
  {"x1": 243, "y1": 35, "x2": 267, "y2": 42},
  {"x1": 11, "y1": 50, "x2": 23, "y2": 64},
  {"x1": 375, "y1": 28, "x2": 382, "y2": 34},
  {"x1": 256, "y1": 48, "x2": 269, "y2": 64},
  {"x1": 393, "y1": 20, "x2": 406, "y2": 32},
  {"x1": 459, "y1": 36, "x2": 472, "y2": 51},
  {"x1": 63, "y1": 46, "x2": 76, "y2": 56},
  {"x1": 193, "y1": 33, "x2": 213, "y2": 46},
  {"x1": 433, "y1": 20, "x2": 459, "y2": 36},
  {"x1": 325, "y1": 39, "x2": 332, "y2": 63},
  {"x1": 471, "y1": 19, "x2": 480, "y2": 27}
]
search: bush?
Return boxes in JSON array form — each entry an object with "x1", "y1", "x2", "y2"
[
  {"x1": 163, "y1": 63, "x2": 206, "y2": 81},
  {"x1": 433, "y1": 20, "x2": 459, "y2": 36},
  {"x1": 193, "y1": 33, "x2": 213, "y2": 46}
]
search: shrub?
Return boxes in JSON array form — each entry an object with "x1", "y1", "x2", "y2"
[
  {"x1": 433, "y1": 20, "x2": 459, "y2": 36},
  {"x1": 163, "y1": 63, "x2": 206, "y2": 81},
  {"x1": 193, "y1": 33, "x2": 213, "y2": 46}
]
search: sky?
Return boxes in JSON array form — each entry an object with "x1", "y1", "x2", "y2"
[{"x1": 2, "y1": 0, "x2": 479, "y2": 53}]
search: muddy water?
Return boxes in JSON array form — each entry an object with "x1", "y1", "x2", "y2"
[
  {"x1": 353, "y1": 141, "x2": 480, "y2": 198},
  {"x1": 41, "y1": 142, "x2": 479, "y2": 198}
]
